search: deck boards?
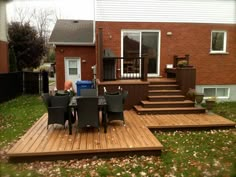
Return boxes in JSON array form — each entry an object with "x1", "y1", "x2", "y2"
[
  {"x1": 7, "y1": 110, "x2": 235, "y2": 161},
  {"x1": 141, "y1": 112, "x2": 236, "y2": 129}
]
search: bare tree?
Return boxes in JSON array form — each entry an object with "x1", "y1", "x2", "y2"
[
  {"x1": 13, "y1": 7, "x2": 33, "y2": 24},
  {"x1": 32, "y1": 8, "x2": 57, "y2": 42},
  {"x1": 12, "y1": 6, "x2": 58, "y2": 42}
]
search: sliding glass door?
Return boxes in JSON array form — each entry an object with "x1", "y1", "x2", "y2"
[{"x1": 122, "y1": 30, "x2": 160, "y2": 77}]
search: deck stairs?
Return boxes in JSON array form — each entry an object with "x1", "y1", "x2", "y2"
[{"x1": 134, "y1": 79, "x2": 206, "y2": 114}]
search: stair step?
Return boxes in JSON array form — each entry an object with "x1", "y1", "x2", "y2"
[
  {"x1": 149, "y1": 84, "x2": 179, "y2": 90},
  {"x1": 148, "y1": 95, "x2": 185, "y2": 101},
  {"x1": 134, "y1": 105, "x2": 206, "y2": 114},
  {"x1": 149, "y1": 79, "x2": 177, "y2": 85},
  {"x1": 141, "y1": 100, "x2": 194, "y2": 108},
  {"x1": 148, "y1": 90, "x2": 182, "y2": 96}
]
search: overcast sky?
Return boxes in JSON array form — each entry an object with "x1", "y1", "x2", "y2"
[{"x1": 7, "y1": 0, "x2": 95, "y2": 22}]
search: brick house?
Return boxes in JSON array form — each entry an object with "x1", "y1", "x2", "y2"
[
  {"x1": 50, "y1": 0, "x2": 236, "y2": 101},
  {"x1": 0, "y1": 1, "x2": 9, "y2": 73},
  {"x1": 49, "y1": 20, "x2": 96, "y2": 91},
  {"x1": 95, "y1": 0, "x2": 236, "y2": 101}
]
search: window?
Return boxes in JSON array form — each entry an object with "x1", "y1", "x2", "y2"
[
  {"x1": 211, "y1": 31, "x2": 227, "y2": 53},
  {"x1": 203, "y1": 87, "x2": 229, "y2": 99},
  {"x1": 68, "y1": 61, "x2": 77, "y2": 75}
]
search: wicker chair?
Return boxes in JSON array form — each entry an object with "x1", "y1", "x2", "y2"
[
  {"x1": 104, "y1": 91, "x2": 128, "y2": 125},
  {"x1": 44, "y1": 95, "x2": 70, "y2": 129},
  {"x1": 80, "y1": 89, "x2": 97, "y2": 96},
  {"x1": 76, "y1": 97, "x2": 100, "y2": 131},
  {"x1": 41, "y1": 93, "x2": 51, "y2": 108}
]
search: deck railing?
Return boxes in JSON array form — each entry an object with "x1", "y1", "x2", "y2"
[{"x1": 102, "y1": 56, "x2": 148, "y2": 81}]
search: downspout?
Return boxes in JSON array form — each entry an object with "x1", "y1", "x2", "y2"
[{"x1": 93, "y1": 0, "x2": 96, "y2": 45}]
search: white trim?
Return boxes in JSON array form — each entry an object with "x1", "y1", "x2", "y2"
[
  {"x1": 202, "y1": 87, "x2": 230, "y2": 99},
  {"x1": 210, "y1": 30, "x2": 227, "y2": 53},
  {"x1": 64, "y1": 57, "x2": 81, "y2": 92},
  {"x1": 0, "y1": 1, "x2": 8, "y2": 42},
  {"x1": 121, "y1": 29, "x2": 161, "y2": 77},
  {"x1": 93, "y1": 0, "x2": 96, "y2": 44}
]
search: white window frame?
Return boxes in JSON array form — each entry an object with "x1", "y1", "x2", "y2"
[
  {"x1": 210, "y1": 30, "x2": 227, "y2": 54},
  {"x1": 202, "y1": 87, "x2": 230, "y2": 99}
]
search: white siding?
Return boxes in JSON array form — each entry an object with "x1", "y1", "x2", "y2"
[
  {"x1": 96, "y1": 0, "x2": 236, "y2": 24},
  {"x1": 0, "y1": 1, "x2": 8, "y2": 42}
]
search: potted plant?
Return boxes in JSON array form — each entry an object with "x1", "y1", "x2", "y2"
[
  {"x1": 205, "y1": 97, "x2": 216, "y2": 110},
  {"x1": 186, "y1": 88, "x2": 196, "y2": 102},
  {"x1": 195, "y1": 93, "x2": 204, "y2": 104},
  {"x1": 177, "y1": 60, "x2": 188, "y2": 68}
]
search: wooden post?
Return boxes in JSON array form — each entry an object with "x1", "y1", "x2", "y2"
[
  {"x1": 142, "y1": 54, "x2": 148, "y2": 81},
  {"x1": 98, "y1": 28, "x2": 104, "y2": 81},
  {"x1": 176, "y1": 67, "x2": 196, "y2": 96}
]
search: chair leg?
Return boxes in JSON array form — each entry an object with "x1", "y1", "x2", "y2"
[{"x1": 123, "y1": 120, "x2": 126, "y2": 127}]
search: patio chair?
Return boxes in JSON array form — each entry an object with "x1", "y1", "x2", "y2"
[
  {"x1": 80, "y1": 88, "x2": 97, "y2": 96},
  {"x1": 47, "y1": 95, "x2": 71, "y2": 129},
  {"x1": 103, "y1": 86, "x2": 121, "y2": 96},
  {"x1": 104, "y1": 92, "x2": 127, "y2": 125},
  {"x1": 122, "y1": 90, "x2": 128, "y2": 104},
  {"x1": 41, "y1": 93, "x2": 51, "y2": 108},
  {"x1": 76, "y1": 97, "x2": 100, "y2": 131}
]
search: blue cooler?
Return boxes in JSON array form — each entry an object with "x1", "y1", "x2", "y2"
[{"x1": 76, "y1": 80, "x2": 93, "y2": 96}]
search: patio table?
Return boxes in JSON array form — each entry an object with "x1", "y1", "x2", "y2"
[{"x1": 68, "y1": 96, "x2": 107, "y2": 135}]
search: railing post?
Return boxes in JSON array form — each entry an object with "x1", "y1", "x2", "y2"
[
  {"x1": 42, "y1": 70, "x2": 49, "y2": 93},
  {"x1": 142, "y1": 54, "x2": 148, "y2": 81},
  {"x1": 176, "y1": 67, "x2": 196, "y2": 96}
]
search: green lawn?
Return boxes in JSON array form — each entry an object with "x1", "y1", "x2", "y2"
[
  {"x1": 0, "y1": 95, "x2": 46, "y2": 148},
  {"x1": 0, "y1": 97, "x2": 235, "y2": 177}
]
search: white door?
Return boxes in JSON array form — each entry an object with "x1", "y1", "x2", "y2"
[{"x1": 64, "y1": 58, "x2": 81, "y2": 92}]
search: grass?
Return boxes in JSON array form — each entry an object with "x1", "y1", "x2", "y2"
[
  {"x1": 0, "y1": 95, "x2": 46, "y2": 148},
  {"x1": 0, "y1": 97, "x2": 235, "y2": 177}
]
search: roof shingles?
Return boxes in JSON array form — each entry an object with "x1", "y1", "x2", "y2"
[{"x1": 49, "y1": 19, "x2": 94, "y2": 45}]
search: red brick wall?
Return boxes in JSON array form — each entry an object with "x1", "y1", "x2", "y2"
[
  {"x1": 96, "y1": 22, "x2": 236, "y2": 85},
  {"x1": 55, "y1": 45, "x2": 96, "y2": 90},
  {"x1": 0, "y1": 40, "x2": 9, "y2": 73}
]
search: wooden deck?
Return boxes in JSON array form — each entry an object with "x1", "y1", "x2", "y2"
[
  {"x1": 7, "y1": 110, "x2": 235, "y2": 162},
  {"x1": 140, "y1": 112, "x2": 236, "y2": 129}
]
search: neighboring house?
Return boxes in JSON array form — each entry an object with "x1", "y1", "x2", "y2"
[
  {"x1": 0, "y1": 1, "x2": 9, "y2": 73},
  {"x1": 49, "y1": 19, "x2": 96, "y2": 91},
  {"x1": 95, "y1": 0, "x2": 236, "y2": 101},
  {"x1": 49, "y1": 0, "x2": 236, "y2": 101}
]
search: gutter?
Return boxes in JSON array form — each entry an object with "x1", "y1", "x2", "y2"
[{"x1": 93, "y1": 0, "x2": 96, "y2": 44}]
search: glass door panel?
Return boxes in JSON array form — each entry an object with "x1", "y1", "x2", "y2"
[
  {"x1": 122, "y1": 30, "x2": 160, "y2": 76},
  {"x1": 123, "y1": 32, "x2": 140, "y2": 73},
  {"x1": 141, "y1": 32, "x2": 158, "y2": 74}
]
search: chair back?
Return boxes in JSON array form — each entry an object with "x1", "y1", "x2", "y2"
[
  {"x1": 46, "y1": 95, "x2": 70, "y2": 129},
  {"x1": 80, "y1": 89, "x2": 97, "y2": 96},
  {"x1": 42, "y1": 93, "x2": 51, "y2": 108},
  {"x1": 51, "y1": 95, "x2": 70, "y2": 107},
  {"x1": 76, "y1": 96, "x2": 99, "y2": 129},
  {"x1": 55, "y1": 90, "x2": 70, "y2": 96},
  {"x1": 104, "y1": 94, "x2": 123, "y2": 112},
  {"x1": 122, "y1": 90, "x2": 128, "y2": 104}
]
